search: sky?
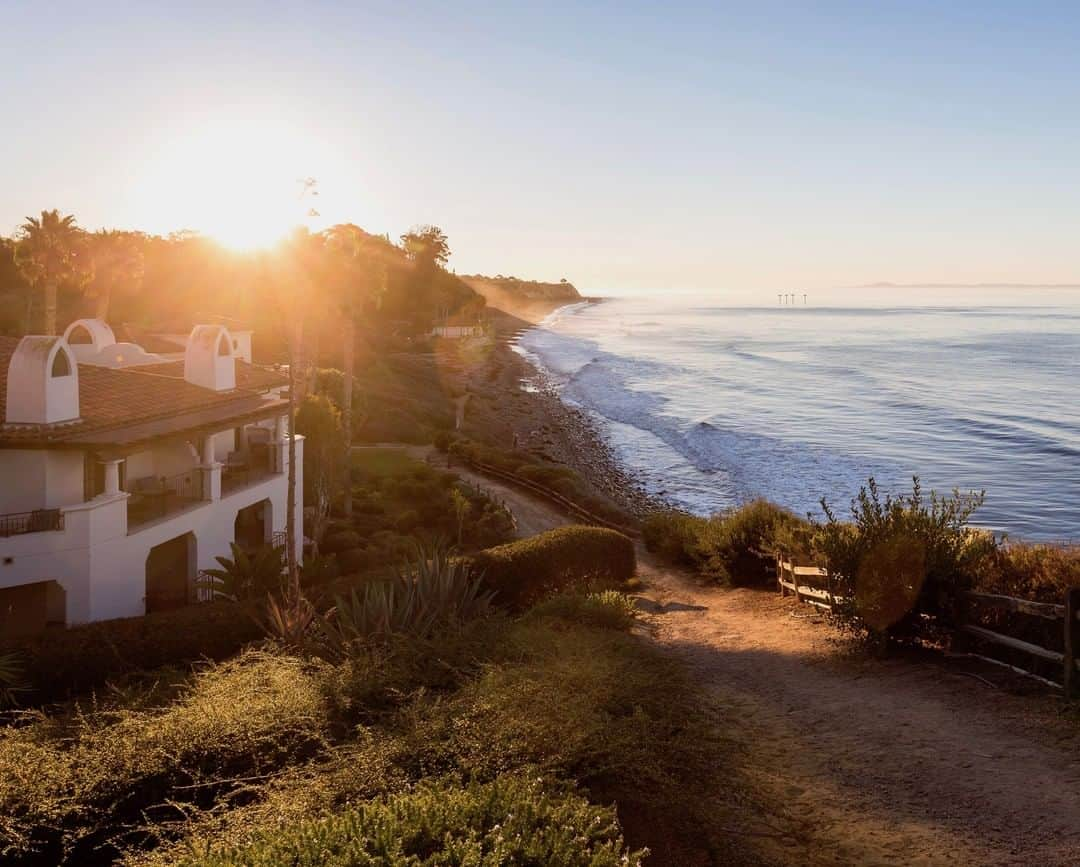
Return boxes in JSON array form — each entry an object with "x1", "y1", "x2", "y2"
[{"x1": 2, "y1": 1, "x2": 1079, "y2": 292}]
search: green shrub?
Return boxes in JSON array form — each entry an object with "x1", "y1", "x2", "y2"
[
  {"x1": 528, "y1": 590, "x2": 638, "y2": 631},
  {"x1": 642, "y1": 509, "x2": 708, "y2": 567},
  {"x1": 198, "y1": 543, "x2": 285, "y2": 601},
  {"x1": 176, "y1": 774, "x2": 644, "y2": 867},
  {"x1": 336, "y1": 547, "x2": 369, "y2": 575},
  {"x1": 0, "y1": 651, "x2": 330, "y2": 860},
  {"x1": 0, "y1": 601, "x2": 263, "y2": 705},
  {"x1": 968, "y1": 541, "x2": 1080, "y2": 603},
  {"x1": 816, "y1": 477, "x2": 993, "y2": 641},
  {"x1": 465, "y1": 526, "x2": 636, "y2": 609},
  {"x1": 320, "y1": 545, "x2": 492, "y2": 658},
  {"x1": 322, "y1": 530, "x2": 361, "y2": 554},
  {"x1": 644, "y1": 501, "x2": 808, "y2": 586}
]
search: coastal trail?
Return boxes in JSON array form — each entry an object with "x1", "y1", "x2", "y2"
[{"x1": 363, "y1": 443, "x2": 1080, "y2": 865}]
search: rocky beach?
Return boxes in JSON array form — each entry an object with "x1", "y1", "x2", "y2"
[{"x1": 460, "y1": 304, "x2": 661, "y2": 519}]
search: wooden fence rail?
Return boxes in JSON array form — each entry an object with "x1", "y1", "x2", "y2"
[{"x1": 776, "y1": 556, "x2": 1080, "y2": 700}]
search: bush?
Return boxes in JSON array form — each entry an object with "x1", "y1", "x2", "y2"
[
  {"x1": 464, "y1": 526, "x2": 636, "y2": 609},
  {"x1": 642, "y1": 509, "x2": 708, "y2": 567},
  {"x1": 0, "y1": 601, "x2": 263, "y2": 705},
  {"x1": 528, "y1": 590, "x2": 638, "y2": 631},
  {"x1": 175, "y1": 774, "x2": 644, "y2": 867},
  {"x1": 816, "y1": 477, "x2": 993, "y2": 642},
  {"x1": 322, "y1": 530, "x2": 361, "y2": 554},
  {"x1": 0, "y1": 651, "x2": 330, "y2": 861},
  {"x1": 968, "y1": 541, "x2": 1080, "y2": 604},
  {"x1": 336, "y1": 547, "x2": 369, "y2": 575},
  {"x1": 644, "y1": 501, "x2": 809, "y2": 586}
]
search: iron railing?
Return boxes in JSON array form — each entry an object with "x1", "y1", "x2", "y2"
[
  {"x1": 127, "y1": 470, "x2": 203, "y2": 529},
  {"x1": 0, "y1": 509, "x2": 64, "y2": 538},
  {"x1": 221, "y1": 461, "x2": 275, "y2": 496}
]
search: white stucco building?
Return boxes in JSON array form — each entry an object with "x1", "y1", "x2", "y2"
[{"x1": 0, "y1": 319, "x2": 303, "y2": 635}]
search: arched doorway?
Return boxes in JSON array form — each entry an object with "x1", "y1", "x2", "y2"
[
  {"x1": 145, "y1": 532, "x2": 195, "y2": 613},
  {"x1": 235, "y1": 499, "x2": 272, "y2": 551}
]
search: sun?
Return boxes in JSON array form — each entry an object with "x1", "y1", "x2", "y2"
[{"x1": 133, "y1": 117, "x2": 323, "y2": 250}]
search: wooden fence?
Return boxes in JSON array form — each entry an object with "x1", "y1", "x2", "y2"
[{"x1": 776, "y1": 556, "x2": 1080, "y2": 699}]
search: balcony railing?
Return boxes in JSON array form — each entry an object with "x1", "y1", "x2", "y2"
[
  {"x1": 0, "y1": 509, "x2": 64, "y2": 538},
  {"x1": 221, "y1": 458, "x2": 275, "y2": 496},
  {"x1": 127, "y1": 470, "x2": 203, "y2": 529}
]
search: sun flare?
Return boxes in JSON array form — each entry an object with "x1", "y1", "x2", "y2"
[{"x1": 134, "y1": 118, "x2": 322, "y2": 250}]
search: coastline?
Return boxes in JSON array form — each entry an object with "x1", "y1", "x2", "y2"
[{"x1": 466, "y1": 301, "x2": 661, "y2": 518}]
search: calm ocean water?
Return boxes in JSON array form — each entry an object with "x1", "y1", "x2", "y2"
[{"x1": 515, "y1": 289, "x2": 1080, "y2": 541}]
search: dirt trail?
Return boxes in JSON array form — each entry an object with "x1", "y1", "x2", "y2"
[
  {"x1": 637, "y1": 558, "x2": 1080, "y2": 866},
  {"x1": 374, "y1": 444, "x2": 1080, "y2": 864}
]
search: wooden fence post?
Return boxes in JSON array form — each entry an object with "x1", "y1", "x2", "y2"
[
  {"x1": 777, "y1": 554, "x2": 785, "y2": 596},
  {"x1": 1065, "y1": 588, "x2": 1079, "y2": 701}
]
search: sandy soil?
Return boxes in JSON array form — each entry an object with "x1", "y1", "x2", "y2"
[{"x1": 389, "y1": 442, "x2": 1080, "y2": 865}]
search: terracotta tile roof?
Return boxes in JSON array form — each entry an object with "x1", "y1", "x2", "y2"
[
  {"x1": 0, "y1": 336, "x2": 286, "y2": 450},
  {"x1": 140, "y1": 359, "x2": 288, "y2": 391}
]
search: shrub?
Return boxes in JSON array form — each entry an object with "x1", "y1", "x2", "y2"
[
  {"x1": 465, "y1": 526, "x2": 636, "y2": 609},
  {"x1": 322, "y1": 530, "x2": 361, "y2": 554},
  {"x1": 175, "y1": 774, "x2": 644, "y2": 867},
  {"x1": 968, "y1": 541, "x2": 1080, "y2": 604},
  {"x1": 336, "y1": 547, "x2": 369, "y2": 575},
  {"x1": 0, "y1": 601, "x2": 264, "y2": 705},
  {"x1": 319, "y1": 545, "x2": 493, "y2": 658},
  {"x1": 197, "y1": 542, "x2": 285, "y2": 601},
  {"x1": 642, "y1": 509, "x2": 708, "y2": 567},
  {"x1": 0, "y1": 651, "x2": 28, "y2": 709},
  {"x1": 644, "y1": 501, "x2": 809, "y2": 586},
  {"x1": 528, "y1": 590, "x2": 639, "y2": 631},
  {"x1": 816, "y1": 477, "x2": 993, "y2": 641},
  {"x1": 0, "y1": 651, "x2": 330, "y2": 861}
]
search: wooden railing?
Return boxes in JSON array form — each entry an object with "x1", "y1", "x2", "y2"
[
  {"x1": 776, "y1": 555, "x2": 1080, "y2": 699},
  {"x1": 0, "y1": 509, "x2": 64, "y2": 538},
  {"x1": 448, "y1": 454, "x2": 640, "y2": 538}
]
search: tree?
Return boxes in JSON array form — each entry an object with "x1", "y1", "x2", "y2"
[
  {"x1": 295, "y1": 393, "x2": 346, "y2": 552},
  {"x1": 13, "y1": 209, "x2": 87, "y2": 335},
  {"x1": 84, "y1": 230, "x2": 145, "y2": 320},
  {"x1": 400, "y1": 225, "x2": 450, "y2": 270},
  {"x1": 197, "y1": 542, "x2": 285, "y2": 601},
  {"x1": 324, "y1": 223, "x2": 389, "y2": 518}
]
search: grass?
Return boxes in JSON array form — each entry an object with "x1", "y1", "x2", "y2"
[
  {"x1": 1, "y1": 594, "x2": 750, "y2": 866},
  {"x1": 350, "y1": 446, "x2": 426, "y2": 479}
]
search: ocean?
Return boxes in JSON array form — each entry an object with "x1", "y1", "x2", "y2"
[{"x1": 515, "y1": 288, "x2": 1080, "y2": 541}]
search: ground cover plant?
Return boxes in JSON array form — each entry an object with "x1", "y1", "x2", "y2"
[{"x1": 0, "y1": 561, "x2": 746, "y2": 866}]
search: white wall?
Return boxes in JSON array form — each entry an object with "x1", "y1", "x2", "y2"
[
  {"x1": 0, "y1": 435, "x2": 303, "y2": 625},
  {"x1": 0, "y1": 450, "x2": 48, "y2": 512},
  {"x1": 44, "y1": 451, "x2": 85, "y2": 508}
]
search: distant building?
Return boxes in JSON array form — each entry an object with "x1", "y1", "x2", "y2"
[
  {"x1": 430, "y1": 324, "x2": 484, "y2": 339},
  {"x1": 0, "y1": 319, "x2": 303, "y2": 634}
]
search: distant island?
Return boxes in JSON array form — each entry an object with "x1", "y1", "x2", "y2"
[{"x1": 858, "y1": 281, "x2": 1080, "y2": 289}]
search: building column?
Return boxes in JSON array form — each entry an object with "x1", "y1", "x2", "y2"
[
  {"x1": 199, "y1": 432, "x2": 222, "y2": 501},
  {"x1": 273, "y1": 414, "x2": 289, "y2": 473},
  {"x1": 100, "y1": 459, "x2": 123, "y2": 497}
]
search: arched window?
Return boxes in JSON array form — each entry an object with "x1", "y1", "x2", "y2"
[
  {"x1": 217, "y1": 335, "x2": 231, "y2": 357},
  {"x1": 67, "y1": 325, "x2": 93, "y2": 345},
  {"x1": 51, "y1": 350, "x2": 71, "y2": 377}
]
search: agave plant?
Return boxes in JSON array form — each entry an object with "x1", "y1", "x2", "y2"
[
  {"x1": 198, "y1": 542, "x2": 285, "y2": 602},
  {"x1": 260, "y1": 590, "x2": 320, "y2": 652},
  {"x1": 0, "y1": 651, "x2": 29, "y2": 709},
  {"x1": 320, "y1": 542, "x2": 492, "y2": 658}
]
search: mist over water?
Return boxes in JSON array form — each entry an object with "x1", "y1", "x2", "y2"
[{"x1": 515, "y1": 289, "x2": 1080, "y2": 541}]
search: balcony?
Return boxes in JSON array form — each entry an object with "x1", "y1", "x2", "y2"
[
  {"x1": 221, "y1": 443, "x2": 276, "y2": 496},
  {"x1": 126, "y1": 470, "x2": 204, "y2": 529},
  {"x1": 0, "y1": 509, "x2": 64, "y2": 538}
]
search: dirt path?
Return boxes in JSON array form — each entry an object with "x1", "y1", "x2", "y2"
[
  {"x1": 369, "y1": 444, "x2": 1080, "y2": 864},
  {"x1": 638, "y1": 558, "x2": 1080, "y2": 866}
]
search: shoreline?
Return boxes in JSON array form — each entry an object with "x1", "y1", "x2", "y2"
[{"x1": 466, "y1": 301, "x2": 662, "y2": 519}]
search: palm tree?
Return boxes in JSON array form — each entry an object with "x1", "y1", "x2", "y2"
[
  {"x1": 85, "y1": 230, "x2": 144, "y2": 320},
  {"x1": 13, "y1": 210, "x2": 86, "y2": 335}
]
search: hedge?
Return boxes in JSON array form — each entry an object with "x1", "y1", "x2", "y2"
[
  {"x1": 0, "y1": 600, "x2": 263, "y2": 706},
  {"x1": 464, "y1": 525, "x2": 636, "y2": 609}
]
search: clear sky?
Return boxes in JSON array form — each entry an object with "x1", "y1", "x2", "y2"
[{"x1": 2, "y1": 1, "x2": 1078, "y2": 292}]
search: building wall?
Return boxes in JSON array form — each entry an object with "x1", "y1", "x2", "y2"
[
  {"x1": 0, "y1": 450, "x2": 48, "y2": 512},
  {"x1": 0, "y1": 434, "x2": 303, "y2": 626}
]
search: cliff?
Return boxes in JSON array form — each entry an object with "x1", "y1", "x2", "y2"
[{"x1": 461, "y1": 274, "x2": 581, "y2": 319}]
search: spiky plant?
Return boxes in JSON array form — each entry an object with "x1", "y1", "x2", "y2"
[
  {"x1": 320, "y1": 542, "x2": 492, "y2": 658},
  {"x1": 198, "y1": 543, "x2": 286, "y2": 602},
  {"x1": 0, "y1": 651, "x2": 29, "y2": 709}
]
